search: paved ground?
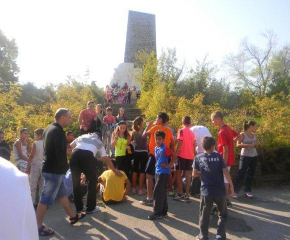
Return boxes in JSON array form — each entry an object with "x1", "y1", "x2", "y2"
[{"x1": 43, "y1": 186, "x2": 290, "y2": 240}]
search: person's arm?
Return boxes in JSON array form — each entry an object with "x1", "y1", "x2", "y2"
[
  {"x1": 142, "y1": 120, "x2": 155, "y2": 138},
  {"x1": 70, "y1": 140, "x2": 76, "y2": 150},
  {"x1": 78, "y1": 111, "x2": 86, "y2": 130},
  {"x1": 112, "y1": 117, "x2": 116, "y2": 124},
  {"x1": 193, "y1": 168, "x2": 200, "y2": 178},
  {"x1": 123, "y1": 178, "x2": 131, "y2": 200},
  {"x1": 223, "y1": 145, "x2": 229, "y2": 164},
  {"x1": 223, "y1": 168, "x2": 234, "y2": 197},
  {"x1": 15, "y1": 141, "x2": 29, "y2": 161},
  {"x1": 101, "y1": 156, "x2": 123, "y2": 177},
  {"x1": 111, "y1": 132, "x2": 118, "y2": 147},
  {"x1": 26, "y1": 143, "x2": 36, "y2": 174},
  {"x1": 126, "y1": 135, "x2": 132, "y2": 148}
]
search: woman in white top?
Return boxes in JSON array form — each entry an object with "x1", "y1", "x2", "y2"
[
  {"x1": 234, "y1": 121, "x2": 259, "y2": 198},
  {"x1": 13, "y1": 128, "x2": 31, "y2": 172}
]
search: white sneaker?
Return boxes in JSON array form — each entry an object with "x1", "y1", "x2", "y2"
[
  {"x1": 245, "y1": 192, "x2": 253, "y2": 198},
  {"x1": 86, "y1": 206, "x2": 100, "y2": 214},
  {"x1": 233, "y1": 193, "x2": 238, "y2": 199}
]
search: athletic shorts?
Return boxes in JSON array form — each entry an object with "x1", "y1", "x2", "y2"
[
  {"x1": 40, "y1": 172, "x2": 68, "y2": 206},
  {"x1": 133, "y1": 151, "x2": 148, "y2": 173},
  {"x1": 176, "y1": 157, "x2": 193, "y2": 171},
  {"x1": 145, "y1": 154, "x2": 156, "y2": 176},
  {"x1": 224, "y1": 167, "x2": 231, "y2": 183}
]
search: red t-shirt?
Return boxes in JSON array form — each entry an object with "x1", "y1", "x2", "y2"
[
  {"x1": 217, "y1": 125, "x2": 239, "y2": 167},
  {"x1": 80, "y1": 109, "x2": 96, "y2": 130}
]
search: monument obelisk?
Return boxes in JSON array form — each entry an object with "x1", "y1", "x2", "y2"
[{"x1": 110, "y1": 10, "x2": 156, "y2": 90}]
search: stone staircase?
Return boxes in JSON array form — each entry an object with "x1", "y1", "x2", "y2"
[{"x1": 111, "y1": 103, "x2": 144, "y2": 130}]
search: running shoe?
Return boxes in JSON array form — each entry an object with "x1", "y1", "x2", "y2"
[
  {"x1": 168, "y1": 190, "x2": 175, "y2": 196},
  {"x1": 183, "y1": 196, "x2": 190, "y2": 202},
  {"x1": 215, "y1": 235, "x2": 225, "y2": 240},
  {"x1": 139, "y1": 199, "x2": 153, "y2": 205},
  {"x1": 173, "y1": 194, "x2": 184, "y2": 200},
  {"x1": 148, "y1": 214, "x2": 163, "y2": 220},
  {"x1": 226, "y1": 199, "x2": 233, "y2": 207},
  {"x1": 132, "y1": 188, "x2": 137, "y2": 194},
  {"x1": 233, "y1": 193, "x2": 238, "y2": 199},
  {"x1": 210, "y1": 206, "x2": 219, "y2": 215},
  {"x1": 245, "y1": 192, "x2": 253, "y2": 198},
  {"x1": 86, "y1": 206, "x2": 100, "y2": 214}
]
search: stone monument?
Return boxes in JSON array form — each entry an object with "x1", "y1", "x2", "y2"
[{"x1": 110, "y1": 10, "x2": 156, "y2": 90}]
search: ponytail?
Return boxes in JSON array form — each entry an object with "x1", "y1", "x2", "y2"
[{"x1": 243, "y1": 120, "x2": 256, "y2": 131}]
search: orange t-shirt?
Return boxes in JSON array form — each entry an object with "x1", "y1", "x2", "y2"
[{"x1": 148, "y1": 125, "x2": 174, "y2": 155}]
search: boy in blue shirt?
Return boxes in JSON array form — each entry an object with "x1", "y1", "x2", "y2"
[
  {"x1": 148, "y1": 130, "x2": 173, "y2": 220},
  {"x1": 193, "y1": 136, "x2": 234, "y2": 240}
]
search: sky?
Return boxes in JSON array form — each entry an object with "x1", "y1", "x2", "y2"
[{"x1": 1, "y1": 0, "x2": 289, "y2": 89}]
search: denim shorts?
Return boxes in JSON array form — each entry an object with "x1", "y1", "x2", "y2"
[{"x1": 40, "y1": 172, "x2": 68, "y2": 206}]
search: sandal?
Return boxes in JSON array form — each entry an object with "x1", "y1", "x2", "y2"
[
  {"x1": 38, "y1": 225, "x2": 55, "y2": 236},
  {"x1": 69, "y1": 212, "x2": 86, "y2": 225}
]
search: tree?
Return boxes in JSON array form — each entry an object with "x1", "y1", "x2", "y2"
[
  {"x1": 268, "y1": 45, "x2": 290, "y2": 96},
  {"x1": 225, "y1": 31, "x2": 276, "y2": 96},
  {"x1": 0, "y1": 30, "x2": 19, "y2": 91}
]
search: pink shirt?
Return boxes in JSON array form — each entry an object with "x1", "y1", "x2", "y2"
[
  {"x1": 103, "y1": 115, "x2": 116, "y2": 124},
  {"x1": 177, "y1": 127, "x2": 195, "y2": 160}
]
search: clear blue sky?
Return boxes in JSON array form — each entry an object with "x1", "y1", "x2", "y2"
[{"x1": 1, "y1": 0, "x2": 289, "y2": 88}]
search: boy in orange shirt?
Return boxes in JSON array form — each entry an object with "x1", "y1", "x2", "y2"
[{"x1": 140, "y1": 112, "x2": 175, "y2": 205}]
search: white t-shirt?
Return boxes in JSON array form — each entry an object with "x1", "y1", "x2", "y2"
[
  {"x1": 190, "y1": 126, "x2": 212, "y2": 154},
  {"x1": 73, "y1": 133, "x2": 107, "y2": 157},
  {"x1": 0, "y1": 157, "x2": 39, "y2": 240}
]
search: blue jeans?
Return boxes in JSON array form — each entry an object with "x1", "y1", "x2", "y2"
[{"x1": 40, "y1": 172, "x2": 68, "y2": 206}]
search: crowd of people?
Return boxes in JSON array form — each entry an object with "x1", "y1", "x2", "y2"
[
  {"x1": 0, "y1": 101, "x2": 260, "y2": 240},
  {"x1": 105, "y1": 83, "x2": 140, "y2": 104}
]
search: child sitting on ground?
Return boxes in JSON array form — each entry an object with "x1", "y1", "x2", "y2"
[
  {"x1": 98, "y1": 160, "x2": 131, "y2": 204},
  {"x1": 26, "y1": 128, "x2": 44, "y2": 208},
  {"x1": 148, "y1": 130, "x2": 173, "y2": 220},
  {"x1": 193, "y1": 136, "x2": 234, "y2": 240}
]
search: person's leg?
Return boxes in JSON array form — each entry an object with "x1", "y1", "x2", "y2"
[
  {"x1": 59, "y1": 196, "x2": 75, "y2": 218},
  {"x1": 70, "y1": 150, "x2": 84, "y2": 212},
  {"x1": 132, "y1": 152, "x2": 140, "y2": 189},
  {"x1": 199, "y1": 196, "x2": 214, "y2": 240},
  {"x1": 116, "y1": 156, "x2": 124, "y2": 171},
  {"x1": 29, "y1": 165, "x2": 40, "y2": 205},
  {"x1": 244, "y1": 156, "x2": 258, "y2": 193},
  {"x1": 145, "y1": 154, "x2": 156, "y2": 199},
  {"x1": 139, "y1": 152, "x2": 148, "y2": 191},
  {"x1": 175, "y1": 170, "x2": 183, "y2": 195},
  {"x1": 147, "y1": 174, "x2": 154, "y2": 199},
  {"x1": 215, "y1": 196, "x2": 227, "y2": 239},
  {"x1": 162, "y1": 175, "x2": 169, "y2": 215},
  {"x1": 185, "y1": 170, "x2": 192, "y2": 197},
  {"x1": 81, "y1": 154, "x2": 97, "y2": 212},
  {"x1": 153, "y1": 174, "x2": 168, "y2": 215},
  {"x1": 234, "y1": 156, "x2": 251, "y2": 194},
  {"x1": 38, "y1": 167, "x2": 44, "y2": 203},
  {"x1": 37, "y1": 172, "x2": 63, "y2": 228}
]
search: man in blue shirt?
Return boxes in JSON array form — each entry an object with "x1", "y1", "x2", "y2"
[
  {"x1": 193, "y1": 136, "x2": 234, "y2": 240},
  {"x1": 148, "y1": 130, "x2": 173, "y2": 220}
]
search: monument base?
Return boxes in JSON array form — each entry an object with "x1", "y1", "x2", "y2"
[{"x1": 110, "y1": 63, "x2": 142, "y2": 90}]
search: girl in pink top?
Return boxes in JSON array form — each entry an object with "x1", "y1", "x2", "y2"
[
  {"x1": 173, "y1": 116, "x2": 195, "y2": 201},
  {"x1": 105, "y1": 86, "x2": 111, "y2": 104}
]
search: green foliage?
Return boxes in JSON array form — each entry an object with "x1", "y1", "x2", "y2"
[
  {"x1": 0, "y1": 30, "x2": 19, "y2": 90},
  {"x1": 137, "y1": 48, "x2": 290, "y2": 175},
  {"x1": 0, "y1": 81, "x2": 105, "y2": 145}
]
